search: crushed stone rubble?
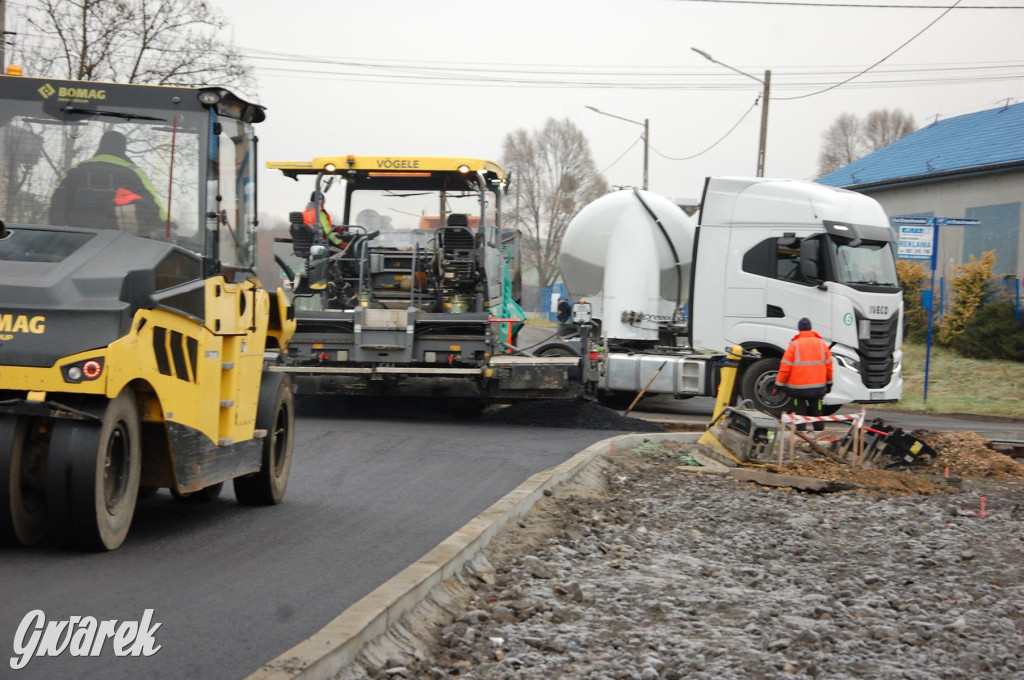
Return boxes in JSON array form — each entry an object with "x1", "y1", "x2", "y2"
[{"x1": 353, "y1": 434, "x2": 1024, "y2": 680}]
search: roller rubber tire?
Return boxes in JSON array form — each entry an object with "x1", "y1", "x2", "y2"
[
  {"x1": 47, "y1": 390, "x2": 142, "y2": 551},
  {"x1": 234, "y1": 373, "x2": 294, "y2": 505},
  {"x1": 0, "y1": 416, "x2": 47, "y2": 547}
]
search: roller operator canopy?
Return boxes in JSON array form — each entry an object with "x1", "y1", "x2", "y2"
[{"x1": 267, "y1": 155, "x2": 508, "y2": 192}]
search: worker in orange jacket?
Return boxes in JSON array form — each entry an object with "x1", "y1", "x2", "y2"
[{"x1": 774, "y1": 317, "x2": 833, "y2": 433}]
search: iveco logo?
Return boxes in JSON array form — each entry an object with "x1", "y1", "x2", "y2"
[{"x1": 869, "y1": 305, "x2": 889, "y2": 316}]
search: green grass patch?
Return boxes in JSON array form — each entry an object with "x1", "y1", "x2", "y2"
[
  {"x1": 524, "y1": 311, "x2": 558, "y2": 328},
  {"x1": 893, "y1": 342, "x2": 1024, "y2": 418}
]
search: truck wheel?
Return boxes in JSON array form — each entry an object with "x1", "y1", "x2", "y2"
[
  {"x1": 740, "y1": 357, "x2": 790, "y2": 415},
  {"x1": 234, "y1": 373, "x2": 294, "y2": 506},
  {"x1": 535, "y1": 343, "x2": 579, "y2": 357},
  {"x1": 0, "y1": 416, "x2": 46, "y2": 547},
  {"x1": 47, "y1": 390, "x2": 142, "y2": 551}
]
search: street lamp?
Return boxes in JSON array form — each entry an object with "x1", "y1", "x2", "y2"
[
  {"x1": 585, "y1": 105, "x2": 649, "y2": 190},
  {"x1": 691, "y1": 47, "x2": 771, "y2": 178}
]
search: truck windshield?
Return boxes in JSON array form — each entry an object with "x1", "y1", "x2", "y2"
[
  {"x1": 830, "y1": 238, "x2": 899, "y2": 287},
  {"x1": 0, "y1": 99, "x2": 203, "y2": 249}
]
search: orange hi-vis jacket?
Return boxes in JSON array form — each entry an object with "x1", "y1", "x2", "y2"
[
  {"x1": 302, "y1": 206, "x2": 346, "y2": 246},
  {"x1": 775, "y1": 330, "x2": 834, "y2": 397}
]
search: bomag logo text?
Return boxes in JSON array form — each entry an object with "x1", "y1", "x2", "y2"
[
  {"x1": 58, "y1": 86, "x2": 107, "y2": 100},
  {"x1": 38, "y1": 83, "x2": 107, "y2": 101},
  {"x1": 0, "y1": 314, "x2": 46, "y2": 341}
]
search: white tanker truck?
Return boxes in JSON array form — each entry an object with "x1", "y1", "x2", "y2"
[{"x1": 556, "y1": 177, "x2": 904, "y2": 414}]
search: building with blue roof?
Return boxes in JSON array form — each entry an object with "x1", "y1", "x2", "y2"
[{"x1": 817, "y1": 101, "x2": 1024, "y2": 278}]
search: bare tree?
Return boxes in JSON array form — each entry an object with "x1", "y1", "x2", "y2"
[
  {"x1": 818, "y1": 108, "x2": 916, "y2": 176},
  {"x1": 817, "y1": 113, "x2": 864, "y2": 177},
  {"x1": 862, "y1": 108, "x2": 916, "y2": 151},
  {"x1": 502, "y1": 118, "x2": 608, "y2": 291},
  {"x1": 12, "y1": 0, "x2": 252, "y2": 92}
]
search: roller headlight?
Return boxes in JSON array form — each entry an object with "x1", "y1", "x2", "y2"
[{"x1": 61, "y1": 357, "x2": 104, "y2": 383}]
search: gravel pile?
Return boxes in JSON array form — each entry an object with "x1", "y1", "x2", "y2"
[
  {"x1": 358, "y1": 441, "x2": 1024, "y2": 680},
  {"x1": 919, "y1": 431, "x2": 1024, "y2": 480},
  {"x1": 484, "y1": 400, "x2": 665, "y2": 433}
]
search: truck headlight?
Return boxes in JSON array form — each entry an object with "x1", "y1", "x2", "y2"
[{"x1": 834, "y1": 354, "x2": 861, "y2": 373}]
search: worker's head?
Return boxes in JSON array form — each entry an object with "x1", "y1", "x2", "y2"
[
  {"x1": 96, "y1": 130, "x2": 128, "y2": 158},
  {"x1": 798, "y1": 317, "x2": 812, "y2": 331}
]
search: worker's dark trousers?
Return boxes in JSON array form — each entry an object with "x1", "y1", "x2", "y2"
[{"x1": 793, "y1": 397, "x2": 825, "y2": 432}]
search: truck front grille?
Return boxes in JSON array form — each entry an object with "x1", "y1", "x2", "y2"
[{"x1": 855, "y1": 311, "x2": 898, "y2": 389}]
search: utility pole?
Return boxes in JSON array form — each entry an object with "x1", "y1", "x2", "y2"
[
  {"x1": 1, "y1": 0, "x2": 6, "y2": 70},
  {"x1": 757, "y1": 70, "x2": 771, "y2": 178},
  {"x1": 692, "y1": 48, "x2": 772, "y2": 178},
  {"x1": 643, "y1": 118, "x2": 651, "y2": 192}
]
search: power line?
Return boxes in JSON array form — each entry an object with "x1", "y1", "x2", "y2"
[
  {"x1": 776, "y1": 0, "x2": 966, "y2": 99},
  {"x1": 598, "y1": 135, "x2": 645, "y2": 175},
  {"x1": 13, "y1": 28, "x2": 1023, "y2": 84},
  {"x1": 11, "y1": 9, "x2": 1021, "y2": 97},
  {"x1": 239, "y1": 46, "x2": 1024, "y2": 79},
  {"x1": 16, "y1": 38, "x2": 1021, "y2": 92},
  {"x1": 650, "y1": 100, "x2": 760, "y2": 161},
  {"x1": 662, "y1": 0, "x2": 1021, "y2": 8},
  {"x1": 247, "y1": 62, "x2": 1023, "y2": 90},
  {"x1": 238, "y1": 45, "x2": 1024, "y2": 92}
]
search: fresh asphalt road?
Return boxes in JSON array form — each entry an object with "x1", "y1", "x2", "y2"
[{"x1": 0, "y1": 398, "x2": 631, "y2": 680}]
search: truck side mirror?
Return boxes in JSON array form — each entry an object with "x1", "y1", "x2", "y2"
[
  {"x1": 799, "y1": 239, "x2": 820, "y2": 280},
  {"x1": 778, "y1": 232, "x2": 797, "y2": 247}
]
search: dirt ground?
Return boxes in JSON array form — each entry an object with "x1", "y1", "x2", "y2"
[
  {"x1": 763, "y1": 429, "x2": 1024, "y2": 495},
  {"x1": 349, "y1": 431, "x2": 1024, "y2": 680}
]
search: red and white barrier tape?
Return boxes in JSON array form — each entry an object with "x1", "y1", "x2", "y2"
[{"x1": 780, "y1": 412, "x2": 865, "y2": 426}]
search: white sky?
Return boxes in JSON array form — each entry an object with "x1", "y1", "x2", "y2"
[{"x1": 210, "y1": 0, "x2": 1024, "y2": 221}]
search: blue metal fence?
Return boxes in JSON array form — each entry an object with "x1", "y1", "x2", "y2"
[{"x1": 540, "y1": 282, "x2": 569, "y2": 322}]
